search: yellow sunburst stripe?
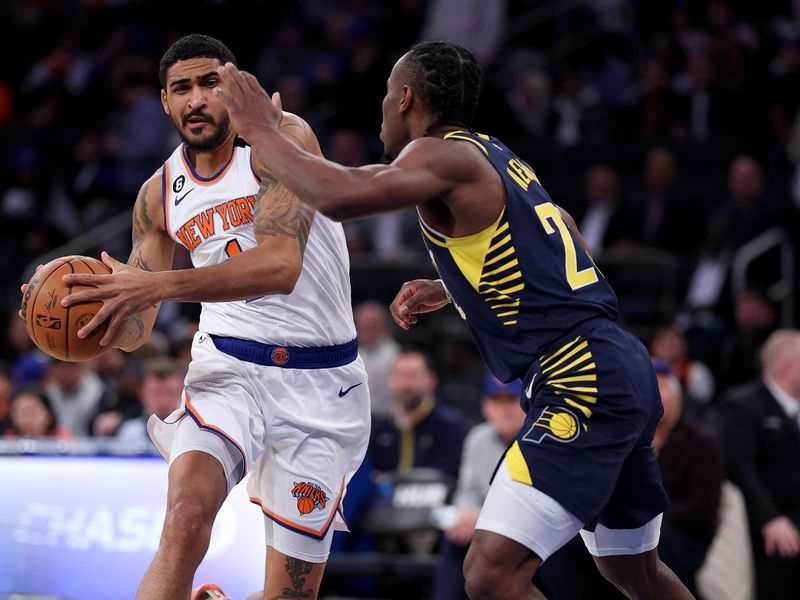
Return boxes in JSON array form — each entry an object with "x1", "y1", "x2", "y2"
[
  {"x1": 505, "y1": 441, "x2": 532, "y2": 485},
  {"x1": 496, "y1": 282, "x2": 525, "y2": 295},
  {"x1": 483, "y1": 246, "x2": 515, "y2": 267},
  {"x1": 554, "y1": 390, "x2": 597, "y2": 403},
  {"x1": 490, "y1": 300, "x2": 520, "y2": 309},
  {"x1": 539, "y1": 336, "x2": 582, "y2": 367},
  {"x1": 546, "y1": 351, "x2": 594, "y2": 378},
  {"x1": 564, "y1": 398, "x2": 592, "y2": 418},
  {"x1": 481, "y1": 271, "x2": 522, "y2": 287},
  {"x1": 487, "y1": 233, "x2": 512, "y2": 254},
  {"x1": 496, "y1": 309, "x2": 519, "y2": 317},
  {"x1": 503, "y1": 320, "x2": 518, "y2": 325},
  {"x1": 484, "y1": 293, "x2": 512, "y2": 303},
  {"x1": 445, "y1": 134, "x2": 489, "y2": 154},
  {"x1": 577, "y1": 362, "x2": 596, "y2": 372},
  {"x1": 483, "y1": 258, "x2": 519, "y2": 278},
  {"x1": 548, "y1": 374, "x2": 597, "y2": 384},
  {"x1": 550, "y1": 383, "x2": 598, "y2": 394},
  {"x1": 541, "y1": 341, "x2": 589, "y2": 374},
  {"x1": 492, "y1": 221, "x2": 510, "y2": 236}
]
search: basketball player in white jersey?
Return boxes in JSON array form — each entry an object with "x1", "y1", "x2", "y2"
[{"x1": 57, "y1": 35, "x2": 370, "y2": 600}]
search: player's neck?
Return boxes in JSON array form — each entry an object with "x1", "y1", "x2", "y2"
[
  {"x1": 185, "y1": 132, "x2": 236, "y2": 178},
  {"x1": 428, "y1": 124, "x2": 467, "y2": 138}
]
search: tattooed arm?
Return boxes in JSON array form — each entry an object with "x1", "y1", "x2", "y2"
[{"x1": 74, "y1": 174, "x2": 175, "y2": 350}]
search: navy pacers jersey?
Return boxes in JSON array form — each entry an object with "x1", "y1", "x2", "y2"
[{"x1": 419, "y1": 131, "x2": 619, "y2": 382}]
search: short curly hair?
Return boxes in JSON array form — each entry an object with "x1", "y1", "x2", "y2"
[{"x1": 159, "y1": 34, "x2": 236, "y2": 88}]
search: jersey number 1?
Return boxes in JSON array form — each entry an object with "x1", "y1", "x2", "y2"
[{"x1": 535, "y1": 202, "x2": 598, "y2": 290}]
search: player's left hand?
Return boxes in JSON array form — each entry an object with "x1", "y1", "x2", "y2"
[
  {"x1": 214, "y1": 62, "x2": 282, "y2": 140},
  {"x1": 61, "y1": 251, "x2": 162, "y2": 346}
]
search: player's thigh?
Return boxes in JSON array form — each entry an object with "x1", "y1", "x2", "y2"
[{"x1": 475, "y1": 456, "x2": 584, "y2": 563}]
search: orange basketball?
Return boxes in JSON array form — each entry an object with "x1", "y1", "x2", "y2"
[
  {"x1": 297, "y1": 496, "x2": 316, "y2": 515},
  {"x1": 21, "y1": 255, "x2": 112, "y2": 362}
]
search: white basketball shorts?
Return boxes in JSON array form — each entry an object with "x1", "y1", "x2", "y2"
[{"x1": 148, "y1": 331, "x2": 371, "y2": 562}]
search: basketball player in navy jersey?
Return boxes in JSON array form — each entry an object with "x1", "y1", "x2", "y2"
[{"x1": 210, "y1": 42, "x2": 694, "y2": 599}]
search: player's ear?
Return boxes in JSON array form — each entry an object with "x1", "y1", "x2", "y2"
[
  {"x1": 399, "y1": 85, "x2": 413, "y2": 114},
  {"x1": 161, "y1": 89, "x2": 170, "y2": 115}
]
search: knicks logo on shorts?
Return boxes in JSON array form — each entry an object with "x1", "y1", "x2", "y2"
[
  {"x1": 523, "y1": 406, "x2": 581, "y2": 444},
  {"x1": 291, "y1": 481, "x2": 328, "y2": 515}
]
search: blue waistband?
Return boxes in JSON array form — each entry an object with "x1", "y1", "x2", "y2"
[{"x1": 209, "y1": 335, "x2": 359, "y2": 369}]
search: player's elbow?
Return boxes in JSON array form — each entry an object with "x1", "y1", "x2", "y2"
[{"x1": 269, "y1": 255, "x2": 302, "y2": 295}]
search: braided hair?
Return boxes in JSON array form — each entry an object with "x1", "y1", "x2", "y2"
[{"x1": 404, "y1": 41, "x2": 483, "y2": 136}]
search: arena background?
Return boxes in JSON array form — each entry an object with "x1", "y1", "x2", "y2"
[{"x1": 1, "y1": 1, "x2": 799, "y2": 599}]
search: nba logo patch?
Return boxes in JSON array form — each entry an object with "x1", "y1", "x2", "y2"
[
  {"x1": 291, "y1": 481, "x2": 328, "y2": 515},
  {"x1": 523, "y1": 406, "x2": 580, "y2": 444}
]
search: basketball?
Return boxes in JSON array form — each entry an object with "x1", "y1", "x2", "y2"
[
  {"x1": 296, "y1": 496, "x2": 316, "y2": 515},
  {"x1": 550, "y1": 411, "x2": 577, "y2": 439},
  {"x1": 21, "y1": 256, "x2": 112, "y2": 362}
]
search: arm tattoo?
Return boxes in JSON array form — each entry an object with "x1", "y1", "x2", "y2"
[
  {"x1": 254, "y1": 171, "x2": 314, "y2": 253},
  {"x1": 129, "y1": 183, "x2": 155, "y2": 271},
  {"x1": 268, "y1": 556, "x2": 315, "y2": 599},
  {"x1": 116, "y1": 315, "x2": 145, "y2": 348}
]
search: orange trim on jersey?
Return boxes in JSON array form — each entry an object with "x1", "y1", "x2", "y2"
[
  {"x1": 249, "y1": 478, "x2": 345, "y2": 539},
  {"x1": 183, "y1": 391, "x2": 248, "y2": 476},
  {"x1": 180, "y1": 144, "x2": 236, "y2": 185},
  {"x1": 162, "y1": 162, "x2": 173, "y2": 241}
]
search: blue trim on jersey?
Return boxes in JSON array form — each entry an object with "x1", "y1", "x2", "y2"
[
  {"x1": 181, "y1": 408, "x2": 248, "y2": 478},
  {"x1": 210, "y1": 335, "x2": 359, "y2": 369},
  {"x1": 181, "y1": 144, "x2": 235, "y2": 182}
]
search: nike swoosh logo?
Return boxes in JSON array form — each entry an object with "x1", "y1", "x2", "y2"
[
  {"x1": 338, "y1": 382, "x2": 363, "y2": 397},
  {"x1": 175, "y1": 188, "x2": 194, "y2": 206},
  {"x1": 525, "y1": 373, "x2": 537, "y2": 399}
]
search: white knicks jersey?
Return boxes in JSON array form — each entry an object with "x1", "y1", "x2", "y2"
[{"x1": 161, "y1": 140, "x2": 356, "y2": 346}]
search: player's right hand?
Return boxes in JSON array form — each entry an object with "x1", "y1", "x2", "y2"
[{"x1": 389, "y1": 279, "x2": 450, "y2": 330}]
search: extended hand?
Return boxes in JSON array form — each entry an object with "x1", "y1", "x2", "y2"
[
  {"x1": 61, "y1": 251, "x2": 162, "y2": 346},
  {"x1": 214, "y1": 62, "x2": 282, "y2": 141},
  {"x1": 389, "y1": 279, "x2": 450, "y2": 330},
  {"x1": 762, "y1": 516, "x2": 800, "y2": 557}
]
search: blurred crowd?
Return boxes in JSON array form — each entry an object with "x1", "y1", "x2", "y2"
[{"x1": 2, "y1": 0, "x2": 800, "y2": 599}]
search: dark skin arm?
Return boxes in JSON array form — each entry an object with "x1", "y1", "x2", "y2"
[
  {"x1": 213, "y1": 64, "x2": 595, "y2": 328},
  {"x1": 61, "y1": 113, "x2": 319, "y2": 345}
]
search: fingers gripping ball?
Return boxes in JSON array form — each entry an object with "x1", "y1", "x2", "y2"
[{"x1": 21, "y1": 256, "x2": 112, "y2": 362}]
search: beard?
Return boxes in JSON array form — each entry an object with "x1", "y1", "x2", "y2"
[{"x1": 177, "y1": 110, "x2": 231, "y2": 153}]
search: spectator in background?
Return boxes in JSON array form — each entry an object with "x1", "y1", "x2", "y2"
[
  {"x1": 368, "y1": 350, "x2": 469, "y2": 479},
  {"x1": 6, "y1": 386, "x2": 71, "y2": 439},
  {"x1": 652, "y1": 360, "x2": 724, "y2": 594},
  {"x1": 621, "y1": 147, "x2": 699, "y2": 256},
  {"x1": 717, "y1": 288, "x2": 777, "y2": 392},
  {"x1": 90, "y1": 348, "x2": 142, "y2": 437},
  {"x1": 116, "y1": 356, "x2": 183, "y2": 443},
  {"x1": 577, "y1": 164, "x2": 626, "y2": 255},
  {"x1": 353, "y1": 301, "x2": 400, "y2": 417},
  {"x1": 505, "y1": 68, "x2": 551, "y2": 143},
  {"x1": 432, "y1": 375, "x2": 525, "y2": 600},
  {"x1": 650, "y1": 325, "x2": 716, "y2": 407},
  {"x1": 719, "y1": 155, "x2": 781, "y2": 250},
  {"x1": 551, "y1": 67, "x2": 607, "y2": 148},
  {"x1": 44, "y1": 360, "x2": 106, "y2": 436},
  {"x1": 719, "y1": 329, "x2": 800, "y2": 600}
]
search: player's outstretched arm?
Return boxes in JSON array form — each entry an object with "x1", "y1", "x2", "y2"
[
  {"x1": 214, "y1": 63, "x2": 460, "y2": 220},
  {"x1": 62, "y1": 174, "x2": 175, "y2": 349}
]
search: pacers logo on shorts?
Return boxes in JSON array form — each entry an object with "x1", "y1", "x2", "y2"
[
  {"x1": 291, "y1": 481, "x2": 328, "y2": 515},
  {"x1": 523, "y1": 405, "x2": 580, "y2": 444}
]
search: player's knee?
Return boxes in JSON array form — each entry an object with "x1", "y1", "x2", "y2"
[
  {"x1": 463, "y1": 544, "x2": 513, "y2": 600},
  {"x1": 162, "y1": 497, "x2": 216, "y2": 553},
  {"x1": 595, "y1": 555, "x2": 656, "y2": 600}
]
